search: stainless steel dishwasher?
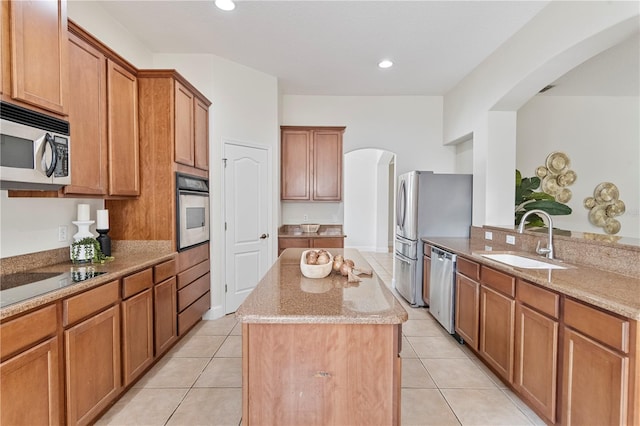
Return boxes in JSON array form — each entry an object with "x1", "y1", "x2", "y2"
[{"x1": 429, "y1": 246, "x2": 457, "y2": 334}]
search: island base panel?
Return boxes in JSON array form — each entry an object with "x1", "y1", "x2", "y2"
[{"x1": 242, "y1": 322, "x2": 401, "y2": 425}]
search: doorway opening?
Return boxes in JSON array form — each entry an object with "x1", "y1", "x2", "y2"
[{"x1": 343, "y1": 149, "x2": 396, "y2": 252}]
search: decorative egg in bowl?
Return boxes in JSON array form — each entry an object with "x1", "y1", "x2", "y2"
[{"x1": 300, "y1": 249, "x2": 333, "y2": 278}]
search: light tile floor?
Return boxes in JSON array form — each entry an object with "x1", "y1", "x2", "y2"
[{"x1": 97, "y1": 252, "x2": 545, "y2": 426}]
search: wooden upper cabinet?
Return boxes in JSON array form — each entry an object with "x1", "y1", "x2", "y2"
[
  {"x1": 174, "y1": 80, "x2": 195, "y2": 166},
  {"x1": 2, "y1": 0, "x2": 68, "y2": 116},
  {"x1": 138, "y1": 70, "x2": 211, "y2": 172},
  {"x1": 64, "y1": 30, "x2": 108, "y2": 196},
  {"x1": 281, "y1": 129, "x2": 311, "y2": 200},
  {"x1": 194, "y1": 97, "x2": 210, "y2": 170},
  {"x1": 107, "y1": 59, "x2": 139, "y2": 196},
  {"x1": 174, "y1": 78, "x2": 210, "y2": 170},
  {"x1": 281, "y1": 126, "x2": 345, "y2": 201},
  {"x1": 313, "y1": 129, "x2": 343, "y2": 200}
]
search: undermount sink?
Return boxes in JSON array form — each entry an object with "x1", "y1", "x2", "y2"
[{"x1": 480, "y1": 253, "x2": 567, "y2": 270}]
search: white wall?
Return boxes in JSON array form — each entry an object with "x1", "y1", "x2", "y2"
[
  {"x1": 517, "y1": 95, "x2": 639, "y2": 239},
  {"x1": 0, "y1": 196, "x2": 103, "y2": 258},
  {"x1": 443, "y1": 1, "x2": 639, "y2": 230},
  {"x1": 343, "y1": 149, "x2": 379, "y2": 251},
  {"x1": 281, "y1": 95, "x2": 452, "y2": 224}
]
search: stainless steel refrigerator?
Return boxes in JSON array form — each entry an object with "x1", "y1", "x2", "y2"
[{"x1": 393, "y1": 171, "x2": 472, "y2": 307}]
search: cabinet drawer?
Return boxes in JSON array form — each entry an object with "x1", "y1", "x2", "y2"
[
  {"x1": 0, "y1": 304, "x2": 58, "y2": 359},
  {"x1": 564, "y1": 298, "x2": 629, "y2": 353},
  {"x1": 178, "y1": 273, "x2": 210, "y2": 312},
  {"x1": 517, "y1": 280, "x2": 559, "y2": 319},
  {"x1": 177, "y1": 243, "x2": 209, "y2": 272},
  {"x1": 177, "y1": 259, "x2": 210, "y2": 290},
  {"x1": 312, "y1": 238, "x2": 344, "y2": 249},
  {"x1": 480, "y1": 266, "x2": 515, "y2": 298},
  {"x1": 63, "y1": 280, "x2": 119, "y2": 326},
  {"x1": 122, "y1": 268, "x2": 153, "y2": 299},
  {"x1": 154, "y1": 258, "x2": 176, "y2": 284},
  {"x1": 457, "y1": 257, "x2": 480, "y2": 281},
  {"x1": 178, "y1": 291, "x2": 210, "y2": 335},
  {"x1": 279, "y1": 238, "x2": 311, "y2": 249}
]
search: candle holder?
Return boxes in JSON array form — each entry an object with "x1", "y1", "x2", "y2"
[{"x1": 96, "y1": 229, "x2": 111, "y2": 256}]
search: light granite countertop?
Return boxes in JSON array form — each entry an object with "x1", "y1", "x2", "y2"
[
  {"x1": 1, "y1": 242, "x2": 175, "y2": 321},
  {"x1": 278, "y1": 224, "x2": 346, "y2": 238},
  {"x1": 236, "y1": 248, "x2": 408, "y2": 325},
  {"x1": 423, "y1": 237, "x2": 640, "y2": 320}
]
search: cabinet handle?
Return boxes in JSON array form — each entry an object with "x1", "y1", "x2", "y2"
[{"x1": 260, "y1": 233, "x2": 269, "y2": 239}]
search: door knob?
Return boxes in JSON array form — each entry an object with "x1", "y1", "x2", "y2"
[{"x1": 260, "y1": 233, "x2": 269, "y2": 239}]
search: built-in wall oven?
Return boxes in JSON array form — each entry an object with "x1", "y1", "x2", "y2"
[{"x1": 176, "y1": 172, "x2": 210, "y2": 251}]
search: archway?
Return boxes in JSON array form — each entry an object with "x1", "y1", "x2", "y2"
[{"x1": 343, "y1": 149, "x2": 396, "y2": 252}]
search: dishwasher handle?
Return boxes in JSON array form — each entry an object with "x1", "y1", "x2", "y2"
[{"x1": 431, "y1": 247, "x2": 456, "y2": 262}]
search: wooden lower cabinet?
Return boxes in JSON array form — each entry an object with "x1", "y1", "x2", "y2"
[
  {"x1": 455, "y1": 273, "x2": 480, "y2": 350},
  {"x1": 177, "y1": 244, "x2": 211, "y2": 335},
  {"x1": 479, "y1": 285, "x2": 515, "y2": 382},
  {"x1": 154, "y1": 277, "x2": 178, "y2": 356},
  {"x1": 561, "y1": 298, "x2": 633, "y2": 426},
  {"x1": 514, "y1": 304, "x2": 558, "y2": 423},
  {"x1": 121, "y1": 288, "x2": 154, "y2": 386},
  {"x1": 562, "y1": 328, "x2": 628, "y2": 426},
  {"x1": 65, "y1": 305, "x2": 121, "y2": 426},
  {"x1": 0, "y1": 337, "x2": 62, "y2": 426}
]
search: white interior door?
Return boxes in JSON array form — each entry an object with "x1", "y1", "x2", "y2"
[{"x1": 224, "y1": 142, "x2": 270, "y2": 313}]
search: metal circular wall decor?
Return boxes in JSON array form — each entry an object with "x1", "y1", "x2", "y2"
[
  {"x1": 584, "y1": 182, "x2": 625, "y2": 234},
  {"x1": 536, "y1": 152, "x2": 577, "y2": 202}
]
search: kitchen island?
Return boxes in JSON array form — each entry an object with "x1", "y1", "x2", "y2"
[{"x1": 236, "y1": 248, "x2": 408, "y2": 426}]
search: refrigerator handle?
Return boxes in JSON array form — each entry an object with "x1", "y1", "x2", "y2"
[{"x1": 397, "y1": 179, "x2": 406, "y2": 229}]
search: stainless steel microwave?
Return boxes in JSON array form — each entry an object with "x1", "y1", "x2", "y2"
[{"x1": 0, "y1": 101, "x2": 71, "y2": 190}]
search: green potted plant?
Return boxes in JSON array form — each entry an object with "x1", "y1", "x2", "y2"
[
  {"x1": 70, "y1": 237, "x2": 113, "y2": 264},
  {"x1": 515, "y1": 169, "x2": 572, "y2": 227}
]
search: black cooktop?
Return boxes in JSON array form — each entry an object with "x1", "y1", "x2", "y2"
[{"x1": 0, "y1": 270, "x2": 107, "y2": 308}]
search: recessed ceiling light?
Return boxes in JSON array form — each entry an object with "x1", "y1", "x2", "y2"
[
  {"x1": 215, "y1": 0, "x2": 235, "y2": 11},
  {"x1": 378, "y1": 60, "x2": 393, "y2": 69}
]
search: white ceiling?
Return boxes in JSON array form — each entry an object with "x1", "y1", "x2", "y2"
[{"x1": 93, "y1": 0, "x2": 637, "y2": 97}]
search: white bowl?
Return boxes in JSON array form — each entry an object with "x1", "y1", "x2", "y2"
[
  {"x1": 300, "y1": 249, "x2": 333, "y2": 278},
  {"x1": 300, "y1": 224, "x2": 320, "y2": 233}
]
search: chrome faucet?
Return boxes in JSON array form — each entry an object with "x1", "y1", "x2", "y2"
[{"x1": 518, "y1": 209, "x2": 554, "y2": 259}]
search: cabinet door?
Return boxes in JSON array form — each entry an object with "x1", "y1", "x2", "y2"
[
  {"x1": 312, "y1": 129, "x2": 342, "y2": 201},
  {"x1": 455, "y1": 273, "x2": 479, "y2": 350},
  {"x1": 562, "y1": 328, "x2": 628, "y2": 426},
  {"x1": 281, "y1": 129, "x2": 311, "y2": 200},
  {"x1": 107, "y1": 59, "x2": 139, "y2": 196},
  {"x1": 175, "y1": 80, "x2": 195, "y2": 166},
  {"x1": 194, "y1": 97, "x2": 209, "y2": 170},
  {"x1": 514, "y1": 304, "x2": 558, "y2": 423},
  {"x1": 422, "y1": 255, "x2": 431, "y2": 305},
  {"x1": 65, "y1": 305, "x2": 121, "y2": 426},
  {"x1": 64, "y1": 31, "x2": 108, "y2": 195},
  {"x1": 1, "y1": 337, "x2": 62, "y2": 426},
  {"x1": 480, "y1": 285, "x2": 515, "y2": 382},
  {"x1": 122, "y1": 289, "x2": 154, "y2": 386},
  {"x1": 7, "y1": 0, "x2": 67, "y2": 114},
  {"x1": 155, "y1": 277, "x2": 178, "y2": 356}
]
